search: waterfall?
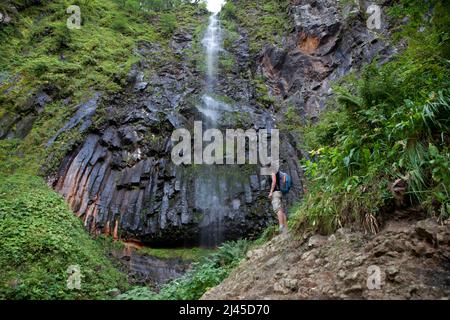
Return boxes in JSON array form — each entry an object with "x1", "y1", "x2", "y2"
[
  {"x1": 203, "y1": 13, "x2": 221, "y2": 89},
  {"x1": 195, "y1": 0, "x2": 231, "y2": 247},
  {"x1": 198, "y1": 7, "x2": 230, "y2": 124}
]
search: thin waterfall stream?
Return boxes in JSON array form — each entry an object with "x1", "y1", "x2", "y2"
[{"x1": 195, "y1": 1, "x2": 234, "y2": 247}]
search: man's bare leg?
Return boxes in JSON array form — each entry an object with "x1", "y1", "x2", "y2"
[
  {"x1": 277, "y1": 211, "x2": 284, "y2": 229},
  {"x1": 277, "y1": 209, "x2": 287, "y2": 231},
  {"x1": 281, "y1": 208, "x2": 287, "y2": 229}
]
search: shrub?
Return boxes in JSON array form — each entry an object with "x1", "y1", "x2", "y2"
[
  {"x1": 159, "y1": 13, "x2": 177, "y2": 35},
  {"x1": 221, "y1": 2, "x2": 237, "y2": 20},
  {"x1": 0, "y1": 173, "x2": 128, "y2": 299}
]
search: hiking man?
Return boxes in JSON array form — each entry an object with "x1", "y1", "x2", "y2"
[{"x1": 268, "y1": 170, "x2": 288, "y2": 233}]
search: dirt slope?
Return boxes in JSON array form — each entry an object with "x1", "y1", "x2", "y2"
[{"x1": 202, "y1": 217, "x2": 450, "y2": 300}]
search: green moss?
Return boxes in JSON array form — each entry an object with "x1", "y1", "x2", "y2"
[
  {"x1": 252, "y1": 76, "x2": 276, "y2": 108},
  {"x1": 222, "y1": 0, "x2": 290, "y2": 56},
  {"x1": 221, "y1": 110, "x2": 253, "y2": 128},
  {"x1": 209, "y1": 93, "x2": 236, "y2": 105},
  {"x1": 220, "y1": 18, "x2": 240, "y2": 74},
  {"x1": 219, "y1": 52, "x2": 237, "y2": 73}
]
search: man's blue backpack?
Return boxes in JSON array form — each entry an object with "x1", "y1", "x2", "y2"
[{"x1": 279, "y1": 171, "x2": 292, "y2": 194}]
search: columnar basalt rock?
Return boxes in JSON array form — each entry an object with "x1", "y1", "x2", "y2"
[{"x1": 51, "y1": 23, "x2": 302, "y2": 246}]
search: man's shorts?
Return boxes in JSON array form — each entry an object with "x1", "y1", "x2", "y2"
[{"x1": 271, "y1": 191, "x2": 283, "y2": 213}]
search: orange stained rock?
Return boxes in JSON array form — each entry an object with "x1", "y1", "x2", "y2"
[
  {"x1": 123, "y1": 240, "x2": 144, "y2": 256},
  {"x1": 298, "y1": 32, "x2": 320, "y2": 55},
  {"x1": 113, "y1": 219, "x2": 119, "y2": 240}
]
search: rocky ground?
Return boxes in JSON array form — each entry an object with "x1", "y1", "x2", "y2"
[{"x1": 202, "y1": 216, "x2": 450, "y2": 300}]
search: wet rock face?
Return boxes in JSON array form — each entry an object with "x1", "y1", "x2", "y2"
[
  {"x1": 52, "y1": 27, "x2": 301, "y2": 246},
  {"x1": 112, "y1": 247, "x2": 192, "y2": 288},
  {"x1": 46, "y1": 93, "x2": 101, "y2": 147},
  {"x1": 128, "y1": 253, "x2": 191, "y2": 288},
  {"x1": 111, "y1": 243, "x2": 192, "y2": 292},
  {"x1": 260, "y1": 0, "x2": 396, "y2": 119}
]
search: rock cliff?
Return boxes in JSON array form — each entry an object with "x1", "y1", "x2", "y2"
[
  {"x1": 0, "y1": 0, "x2": 400, "y2": 247},
  {"x1": 45, "y1": 0, "x2": 391, "y2": 246}
]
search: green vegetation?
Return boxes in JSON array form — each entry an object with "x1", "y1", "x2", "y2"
[
  {"x1": 136, "y1": 247, "x2": 216, "y2": 261},
  {"x1": 0, "y1": 172, "x2": 129, "y2": 299},
  {"x1": 117, "y1": 240, "x2": 251, "y2": 300},
  {"x1": 220, "y1": 0, "x2": 290, "y2": 56},
  {"x1": 159, "y1": 13, "x2": 177, "y2": 35},
  {"x1": 252, "y1": 75, "x2": 276, "y2": 109},
  {"x1": 291, "y1": 0, "x2": 450, "y2": 234},
  {"x1": 2, "y1": 0, "x2": 149, "y2": 106},
  {"x1": 219, "y1": 52, "x2": 237, "y2": 73}
]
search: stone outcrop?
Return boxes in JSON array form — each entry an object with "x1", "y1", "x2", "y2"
[
  {"x1": 0, "y1": 87, "x2": 53, "y2": 139},
  {"x1": 259, "y1": 0, "x2": 396, "y2": 120},
  {"x1": 46, "y1": 93, "x2": 101, "y2": 147},
  {"x1": 112, "y1": 244, "x2": 192, "y2": 289}
]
